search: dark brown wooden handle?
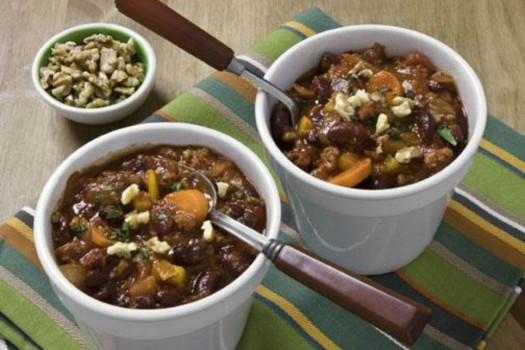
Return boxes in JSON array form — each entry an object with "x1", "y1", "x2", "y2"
[
  {"x1": 115, "y1": 0, "x2": 234, "y2": 70},
  {"x1": 274, "y1": 245, "x2": 431, "y2": 345}
]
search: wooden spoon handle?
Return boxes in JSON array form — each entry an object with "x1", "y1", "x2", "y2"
[
  {"x1": 115, "y1": 0, "x2": 234, "y2": 70},
  {"x1": 274, "y1": 245, "x2": 431, "y2": 345}
]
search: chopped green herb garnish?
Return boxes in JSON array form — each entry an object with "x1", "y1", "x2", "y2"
[
  {"x1": 394, "y1": 120, "x2": 402, "y2": 128},
  {"x1": 347, "y1": 74, "x2": 358, "y2": 82},
  {"x1": 437, "y1": 125, "x2": 457, "y2": 146},
  {"x1": 170, "y1": 182, "x2": 183, "y2": 192},
  {"x1": 106, "y1": 210, "x2": 122, "y2": 219},
  {"x1": 349, "y1": 114, "x2": 359, "y2": 122},
  {"x1": 114, "y1": 221, "x2": 131, "y2": 242},
  {"x1": 139, "y1": 248, "x2": 149, "y2": 259},
  {"x1": 157, "y1": 213, "x2": 168, "y2": 221},
  {"x1": 386, "y1": 127, "x2": 401, "y2": 140},
  {"x1": 102, "y1": 185, "x2": 117, "y2": 191},
  {"x1": 94, "y1": 195, "x2": 110, "y2": 209},
  {"x1": 74, "y1": 223, "x2": 87, "y2": 235},
  {"x1": 405, "y1": 90, "x2": 416, "y2": 99}
]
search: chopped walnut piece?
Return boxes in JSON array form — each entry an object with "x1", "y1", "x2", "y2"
[{"x1": 38, "y1": 33, "x2": 145, "y2": 108}]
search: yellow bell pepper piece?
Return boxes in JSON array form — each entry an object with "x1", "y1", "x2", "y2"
[{"x1": 146, "y1": 169, "x2": 159, "y2": 201}]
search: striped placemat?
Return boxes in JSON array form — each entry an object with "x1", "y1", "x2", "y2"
[{"x1": 1, "y1": 7, "x2": 524, "y2": 350}]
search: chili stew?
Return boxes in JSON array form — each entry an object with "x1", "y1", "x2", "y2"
[
  {"x1": 51, "y1": 145, "x2": 265, "y2": 309},
  {"x1": 271, "y1": 44, "x2": 469, "y2": 189}
]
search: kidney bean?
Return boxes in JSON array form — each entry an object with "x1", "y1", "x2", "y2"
[
  {"x1": 454, "y1": 105, "x2": 469, "y2": 141},
  {"x1": 326, "y1": 121, "x2": 367, "y2": 147},
  {"x1": 242, "y1": 179, "x2": 259, "y2": 197},
  {"x1": 85, "y1": 268, "x2": 110, "y2": 289},
  {"x1": 242, "y1": 205, "x2": 265, "y2": 230},
  {"x1": 220, "y1": 245, "x2": 252, "y2": 276},
  {"x1": 99, "y1": 204, "x2": 123, "y2": 224},
  {"x1": 115, "y1": 293, "x2": 130, "y2": 307},
  {"x1": 168, "y1": 242, "x2": 213, "y2": 266},
  {"x1": 167, "y1": 245, "x2": 191, "y2": 266},
  {"x1": 193, "y1": 269, "x2": 222, "y2": 296},
  {"x1": 134, "y1": 295, "x2": 156, "y2": 309},
  {"x1": 312, "y1": 76, "x2": 332, "y2": 103},
  {"x1": 320, "y1": 52, "x2": 341, "y2": 72},
  {"x1": 80, "y1": 248, "x2": 107, "y2": 269},
  {"x1": 371, "y1": 177, "x2": 388, "y2": 189},
  {"x1": 154, "y1": 216, "x2": 175, "y2": 236},
  {"x1": 428, "y1": 80, "x2": 446, "y2": 93},
  {"x1": 417, "y1": 110, "x2": 436, "y2": 144},
  {"x1": 93, "y1": 286, "x2": 113, "y2": 303},
  {"x1": 270, "y1": 103, "x2": 292, "y2": 143},
  {"x1": 53, "y1": 217, "x2": 73, "y2": 246},
  {"x1": 155, "y1": 287, "x2": 182, "y2": 307},
  {"x1": 361, "y1": 44, "x2": 386, "y2": 66},
  {"x1": 228, "y1": 203, "x2": 245, "y2": 218}
]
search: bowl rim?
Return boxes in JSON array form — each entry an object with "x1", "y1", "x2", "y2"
[
  {"x1": 34, "y1": 123, "x2": 281, "y2": 321},
  {"x1": 31, "y1": 22, "x2": 157, "y2": 115},
  {"x1": 255, "y1": 24, "x2": 487, "y2": 200}
]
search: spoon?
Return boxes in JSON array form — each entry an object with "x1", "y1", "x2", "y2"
[
  {"x1": 179, "y1": 165, "x2": 431, "y2": 345},
  {"x1": 115, "y1": 0, "x2": 299, "y2": 126}
]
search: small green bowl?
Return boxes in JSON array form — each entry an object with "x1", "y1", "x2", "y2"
[{"x1": 32, "y1": 23, "x2": 157, "y2": 125}]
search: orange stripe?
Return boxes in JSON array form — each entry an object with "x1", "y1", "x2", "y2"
[
  {"x1": 154, "y1": 109, "x2": 177, "y2": 121},
  {"x1": 211, "y1": 71, "x2": 257, "y2": 102},
  {"x1": 0, "y1": 224, "x2": 42, "y2": 269},
  {"x1": 444, "y1": 208, "x2": 525, "y2": 273},
  {"x1": 6, "y1": 217, "x2": 34, "y2": 243},
  {"x1": 396, "y1": 269, "x2": 488, "y2": 330}
]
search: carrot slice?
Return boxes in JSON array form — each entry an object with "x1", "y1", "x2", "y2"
[
  {"x1": 366, "y1": 70, "x2": 404, "y2": 102},
  {"x1": 328, "y1": 158, "x2": 372, "y2": 187},
  {"x1": 164, "y1": 189, "x2": 209, "y2": 225}
]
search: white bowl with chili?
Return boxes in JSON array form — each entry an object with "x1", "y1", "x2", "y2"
[
  {"x1": 34, "y1": 123, "x2": 281, "y2": 349},
  {"x1": 255, "y1": 25, "x2": 486, "y2": 275}
]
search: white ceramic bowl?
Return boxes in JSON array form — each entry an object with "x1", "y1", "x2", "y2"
[
  {"x1": 34, "y1": 124, "x2": 281, "y2": 350},
  {"x1": 255, "y1": 25, "x2": 486, "y2": 275},
  {"x1": 32, "y1": 23, "x2": 157, "y2": 125}
]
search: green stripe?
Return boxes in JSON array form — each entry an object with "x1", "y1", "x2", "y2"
[
  {"x1": 292, "y1": 7, "x2": 342, "y2": 33},
  {"x1": 483, "y1": 116, "x2": 524, "y2": 161},
  {"x1": 462, "y1": 153, "x2": 525, "y2": 220},
  {"x1": 0, "y1": 314, "x2": 40, "y2": 350},
  {"x1": 195, "y1": 78, "x2": 257, "y2": 129},
  {"x1": 261, "y1": 267, "x2": 401, "y2": 350},
  {"x1": 0, "y1": 279, "x2": 82, "y2": 350},
  {"x1": 434, "y1": 223, "x2": 522, "y2": 287},
  {"x1": 0, "y1": 240, "x2": 74, "y2": 321},
  {"x1": 485, "y1": 289, "x2": 519, "y2": 338},
  {"x1": 413, "y1": 334, "x2": 453, "y2": 350},
  {"x1": 160, "y1": 92, "x2": 284, "y2": 193},
  {"x1": 249, "y1": 29, "x2": 303, "y2": 63},
  {"x1": 239, "y1": 299, "x2": 316, "y2": 350},
  {"x1": 401, "y1": 249, "x2": 508, "y2": 326}
]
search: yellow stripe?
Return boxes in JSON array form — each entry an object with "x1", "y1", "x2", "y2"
[
  {"x1": 284, "y1": 21, "x2": 316, "y2": 37},
  {"x1": 449, "y1": 200, "x2": 525, "y2": 254},
  {"x1": 480, "y1": 139, "x2": 525, "y2": 172},
  {"x1": 256, "y1": 285, "x2": 342, "y2": 350},
  {"x1": 476, "y1": 340, "x2": 487, "y2": 350},
  {"x1": 6, "y1": 217, "x2": 34, "y2": 243}
]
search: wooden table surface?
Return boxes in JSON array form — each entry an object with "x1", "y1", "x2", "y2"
[{"x1": 1, "y1": 0, "x2": 523, "y2": 348}]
